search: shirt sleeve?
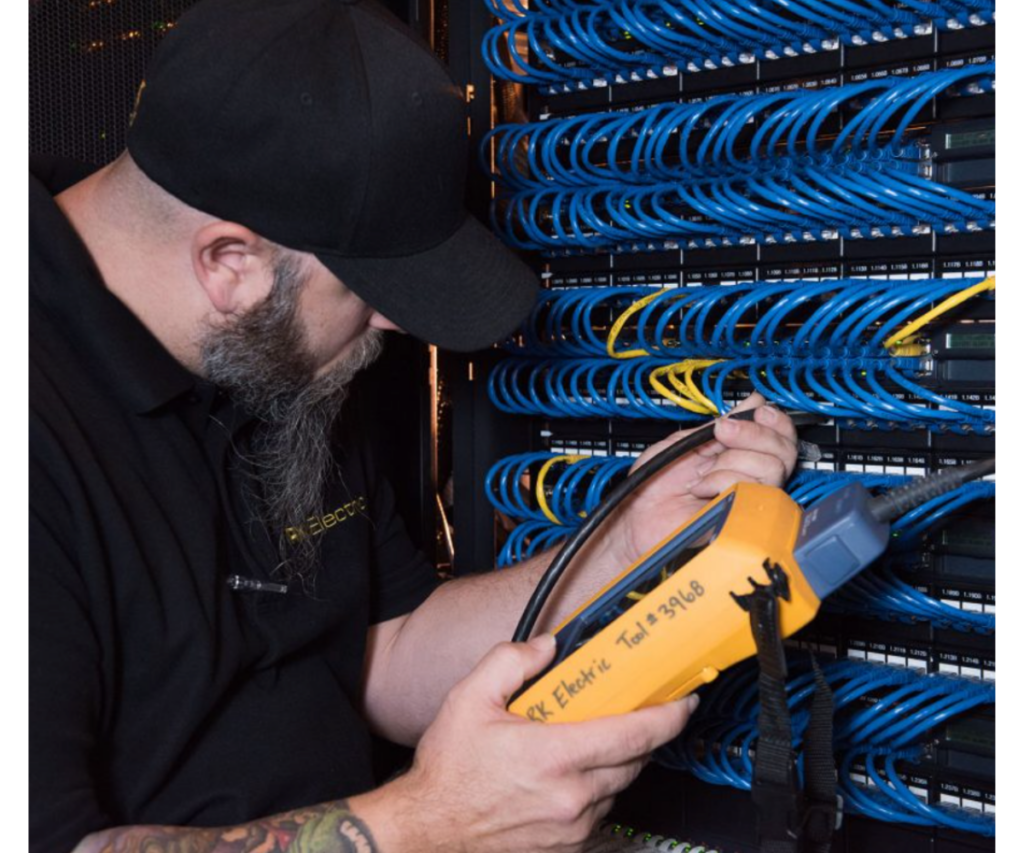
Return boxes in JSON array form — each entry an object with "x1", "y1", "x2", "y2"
[
  {"x1": 366, "y1": 471, "x2": 442, "y2": 624},
  {"x1": 30, "y1": 467, "x2": 111, "y2": 852},
  {"x1": 337, "y1": 383, "x2": 443, "y2": 625}
]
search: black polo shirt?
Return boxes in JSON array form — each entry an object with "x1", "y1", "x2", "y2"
[{"x1": 29, "y1": 158, "x2": 441, "y2": 853}]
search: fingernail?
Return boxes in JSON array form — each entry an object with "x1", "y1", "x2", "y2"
[
  {"x1": 687, "y1": 694, "x2": 701, "y2": 713},
  {"x1": 716, "y1": 418, "x2": 738, "y2": 437},
  {"x1": 529, "y1": 633, "x2": 556, "y2": 651},
  {"x1": 695, "y1": 460, "x2": 714, "y2": 476},
  {"x1": 757, "y1": 406, "x2": 778, "y2": 424}
]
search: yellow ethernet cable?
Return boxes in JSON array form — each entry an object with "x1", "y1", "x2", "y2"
[
  {"x1": 883, "y1": 276, "x2": 995, "y2": 351},
  {"x1": 650, "y1": 360, "x2": 722, "y2": 415},
  {"x1": 536, "y1": 454, "x2": 587, "y2": 524},
  {"x1": 606, "y1": 289, "x2": 668, "y2": 359}
]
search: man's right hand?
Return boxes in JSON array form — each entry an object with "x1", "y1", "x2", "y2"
[
  {"x1": 71, "y1": 636, "x2": 696, "y2": 853},
  {"x1": 355, "y1": 634, "x2": 698, "y2": 853}
]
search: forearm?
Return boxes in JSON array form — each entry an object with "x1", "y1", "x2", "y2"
[
  {"x1": 366, "y1": 400, "x2": 798, "y2": 743},
  {"x1": 364, "y1": 533, "x2": 623, "y2": 743},
  {"x1": 72, "y1": 796, "x2": 387, "y2": 853}
]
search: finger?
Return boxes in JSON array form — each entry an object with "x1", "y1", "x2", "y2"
[
  {"x1": 552, "y1": 800, "x2": 616, "y2": 852},
  {"x1": 753, "y1": 402, "x2": 798, "y2": 444},
  {"x1": 582, "y1": 795, "x2": 618, "y2": 831},
  {"x1": 702, "y1": 448, "x2": 790, "y2": 488},
  {"x1": 592, "y1": 796, "x2": 617, "y2": 823},
  {"x1": 723, "y1": 397, "x2": 798, "y2": 446},
  {"x1": 713, "y1": 417, "x2": 798, "y2": 477},
  {"x1": 553, "y1": 696, "x2": 697, "y2": 769},
  {"x1": 631, "y1": 421, "x2": 731, "y2": 475},
  {"x1": 729, "y1": 391, "x2": 766, "y2": 413},
  {"x1": 695, "y1": 439, "x2": 726, "y2": 458},
  {"x1": 640, "y1": 394, "x2": 771, "y2": 464},
  {"x1": 631, "y1": 425, "x2": 713, "y2": 472},
  {"x1": 688, "y1": 468, "x2": 756, "y2": 499},
  {"x1": 461, "y1": 635, "x2": 558, "y2": 707},
  {"x1": 585, "y1": 760, "x2": 647, "y2": 801}
]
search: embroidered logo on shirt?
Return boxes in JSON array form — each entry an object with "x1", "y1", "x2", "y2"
[{"x1": 285, "y1": 496, "x2": 368, "y2": 543}]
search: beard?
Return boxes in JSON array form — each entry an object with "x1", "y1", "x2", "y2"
[{"x1": 200, "y1": 256, "x2": 384, "y2": 585}]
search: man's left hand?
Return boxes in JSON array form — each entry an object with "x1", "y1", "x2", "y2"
[{"x1": 605, "y1": 393, "x2": 799, "y2": 570}]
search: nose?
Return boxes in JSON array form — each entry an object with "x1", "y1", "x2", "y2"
[{"x1": 369, "y1": 312, "x2": 406, "y2": 334}]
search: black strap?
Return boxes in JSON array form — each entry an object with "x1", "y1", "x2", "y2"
[
  {"x1": 803, "y1": 658, "x2": 839, "y2": 853},
  {"x1": 732, "y1": 561, "x2": 839, "y2": 853}
]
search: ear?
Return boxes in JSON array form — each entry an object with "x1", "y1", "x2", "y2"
[{"x1": 190, "y1": 221, "x2": 275, "y2": 316}]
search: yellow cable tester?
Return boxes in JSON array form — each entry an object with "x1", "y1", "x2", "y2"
[{"x1": 508, "y1": 423, "x2": 993, "y2": 724}]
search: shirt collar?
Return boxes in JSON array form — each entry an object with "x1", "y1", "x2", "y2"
[{"x1": 30, "y1": 156, "x2": 199, "y2": 416}]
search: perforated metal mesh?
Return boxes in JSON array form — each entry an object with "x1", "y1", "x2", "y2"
[
  {"x1": 29, "y1": 0, "x2": 433, "y2": 165},
  {"x1": 29, "y1": 0, "x2": 199, "y2": 165}
]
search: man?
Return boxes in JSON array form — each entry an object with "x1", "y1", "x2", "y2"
[{"x1": 29, "y1": 0, "x2": 800, "y2": 851}]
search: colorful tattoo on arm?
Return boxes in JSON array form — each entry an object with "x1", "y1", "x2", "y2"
[{"x1": 72, "y1": 800, "x2": 380, "y2": 853}]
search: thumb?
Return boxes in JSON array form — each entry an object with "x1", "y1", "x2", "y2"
[
  {"x1": 726, "y1": 391, "x2": 765, "y2": 414},
  {"x1": 462, "y1": 635, "x2": 558, "y2": 708}
]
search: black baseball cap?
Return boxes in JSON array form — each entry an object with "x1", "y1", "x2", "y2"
[{"x1": 127, "y1": 0, "x2": 538, "y2": 352}]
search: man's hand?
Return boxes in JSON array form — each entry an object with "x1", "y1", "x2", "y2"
[
  {"x1": 360, "y1": 394, "x2": 800, "y2": 745},
  {"x1": 355, "y1": 635, "x2": 697, "y2": 853},
  {"x1": 607, "y1": 394, "x2": 799, "y2": 570}
]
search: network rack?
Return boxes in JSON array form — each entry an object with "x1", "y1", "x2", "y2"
[{"x1": 450, "y1": 2, "x2": 995, "y2": 850}]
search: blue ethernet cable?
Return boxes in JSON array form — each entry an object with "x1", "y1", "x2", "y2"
[
  {"x1": 483, "y1": 64, "x2": 995, "y2": 249},
  {"x1": 498, "y1": 519, "x2": 569, "y2": 567},
  {"x1": 835, "y1": 571, "x2": 926, "y2": 621},
  {"x1": 839, "y1": 748, "x2": 934, "y2": 826},
  {"x1": 846, "y1": 675, "x2": 962, "y2": 746},
  {"x1": 891, "y1": 481, "x2": 995, "y2": 543},
  {"x1": 497, "y1": 457, "x2": 542, "y2": 521},
  {"x1": 481, "y1": 0, "x2": 995, "y2": 86},
  {"x1": 840, "y1": 361, "x2": 920, "y2": 424},
  {"x1": 880, "y1": 751, "x2": 995, "y2": 835},
  {"x1": 864, "y1": 679, "x2": 983, "y2": 746},
  {"x1": 884, "y1": 362, "x2": 995, "y2": 428}
]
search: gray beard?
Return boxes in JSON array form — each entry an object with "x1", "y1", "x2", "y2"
[{"x1": 200, "y1": 258, "x2": 384, "y2": 585}]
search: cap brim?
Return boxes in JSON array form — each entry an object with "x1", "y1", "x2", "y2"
[{"x1": 314, "y1": 214, "x2": 539, "y2": 352}]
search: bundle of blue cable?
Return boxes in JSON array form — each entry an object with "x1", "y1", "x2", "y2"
[
  {"x1": 488, "y1": 451, "x2": 635, "y2": 524},
  {"x1": 656, "y1": 657, "x2": 995, "y2": 836},
  {"x1": 488, "y1": 355, "x2": 994, "y2": 431},
  {"x1": 482, "y1": 0, "x2": 994, "y2": 89},
  {"x1": 507, "y1": 278, "x2": 989, "y2": 359},
  {"x1": 483, "y1": 66, "x2": 994, "y2": 254},
  {"x1": 827, "y1": 559, "x2": 994, "y2": 633},
  {"x1": 488, "y1": 274, "x2": 995, "y2": 431},
  {"x1": 490, "y1": 357, "x2": 707, "y2": 422},
  {"x1": 488, "y1": 451, "x2": 634, "y2": 566}
]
